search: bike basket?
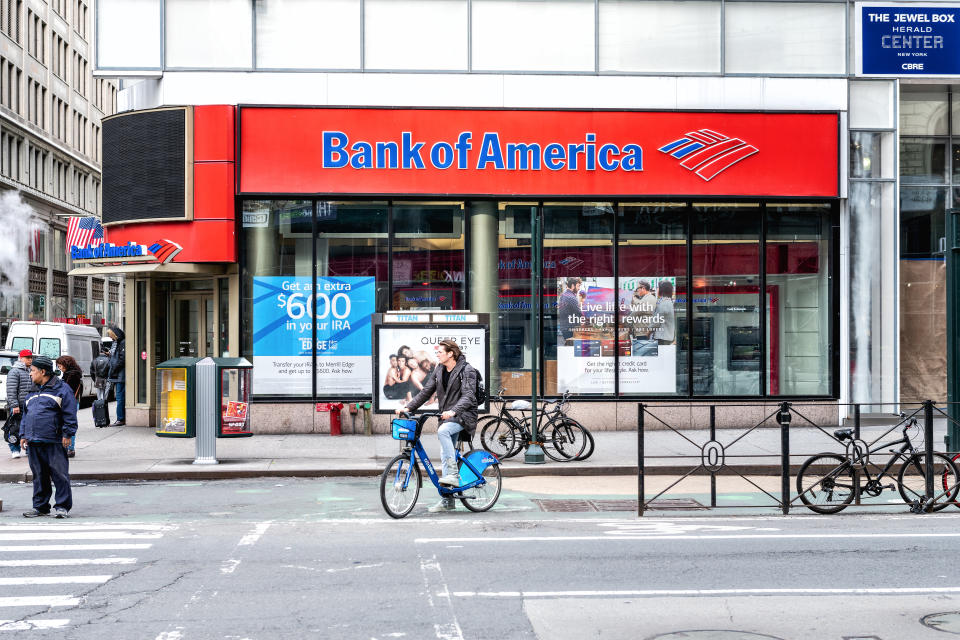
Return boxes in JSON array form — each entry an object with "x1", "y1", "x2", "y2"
[{"x1": 392, "y1": 418, "x2": 417, "y2": 441}]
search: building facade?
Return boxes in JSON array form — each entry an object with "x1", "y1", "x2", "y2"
[
  {"x1": 0, "y1": 0, "x2": 120, "y2": 344},
  {"x1": 92, "y1": 0, "x2": 930, "y2": 431}
]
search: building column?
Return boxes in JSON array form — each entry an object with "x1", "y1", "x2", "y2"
[{"x1": 468, "y1": 201, "x2": 499, "y2": 388}]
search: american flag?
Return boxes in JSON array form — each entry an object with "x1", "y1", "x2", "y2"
[{"x1": 65, "y1": 216, "x2": 105, "y2": 254}]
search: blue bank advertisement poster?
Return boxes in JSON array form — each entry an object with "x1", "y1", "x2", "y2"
[
  {"x1": 252, "y1": 276, "x2": 375, "y2": 395},
  {"x1": 860, "y1": 4, "x2": 960, "y2": 75}
]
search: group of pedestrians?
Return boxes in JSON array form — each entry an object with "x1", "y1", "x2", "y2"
[{"x1": 3, "y1": 323, "x2": 126, "y2": 518}]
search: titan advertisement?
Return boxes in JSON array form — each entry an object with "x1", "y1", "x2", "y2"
[
  {"x1": 374, "y1": 326, "x2": 487, "y2": 412},
  {"x1": 252, "y1": 276, "x2": 375, "y2": 395},
  {"x1": 556, "y1": 276, "x2": 677, "y2": 394}
]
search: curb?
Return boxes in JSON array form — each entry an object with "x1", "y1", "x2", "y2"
[{"x1": 0, "y1": 464, "x2": 806, "y2": 483}]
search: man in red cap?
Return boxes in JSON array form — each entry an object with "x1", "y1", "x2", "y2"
[{"x1": 5, "y1": 349, "x2": 36, "y2": 459}]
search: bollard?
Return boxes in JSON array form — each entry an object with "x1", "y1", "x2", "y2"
[
  {"x1": 193, "y1": 358, "x2": 219, "y2": 465},
  {"x1": 637, "y1": 403, "x2": 645, "y2": 517},
  {"x1": 777, "y1": 402, "x2": 791, "y2": 515},
  {"x1": 349, "y1": 403, "x2": 359, "y2": 434},
  {"x1": 925, "y1": 399, "x2": 935, "y2": 511}
]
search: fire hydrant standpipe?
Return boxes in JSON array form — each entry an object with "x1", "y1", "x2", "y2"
[{"x1": 329, "y1": 402, "x2": 345, "y2": 436}]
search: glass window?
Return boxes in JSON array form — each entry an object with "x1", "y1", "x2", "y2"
[
  {"x1": 850, "y1": 132, "x2": 883, "y2": 180},
  {"x1": 766, "y1": 203, "x2": 833, "y2": 396},
  {"x1": 11, "y1": 336, "x2": 33, "y2": 352},
  {"x1": 315, "y1": 201, "x2": 387, "y2": 396},
  {"x1": 495, "y1": 202, "x2": 534, "y2": 396},
  {"x1": 38, "y1": 337, "x2": 61, "y2": 358},
  {"x1": 365, "y1": 0, "x2": 466, "y2": 70},
  {"x1": 692, "y1": 203, "x2": 761, "y2": 396},
  {"x1": 544, "y1": 202, "x2": 615, "y2": 397},
  {"x1": 599, "y1": 1, "x2": 720, "y2": 73},
  {"x1": 900, "y1": 138, "x2": 947, "y2": 184},
  {"x1": 900, "y1": 187, "x2": 947, "y2": 258},
  {"x1": 166, "y1": 0, "x2": 252, "y2": 68},
  {"x1": 255, "y1": 0, "x2": 360, "y2": 69},
  {"x1": 391, "y1": 202, "x2": 465, "y2": 311},
  {"x1": 900, "y1": 88, "x2": 948, "y2": 136},
  {"x1": 218, "y1": 278, "x2": 229, "y2": 356},
  {"x1": 618, "y1": 203, "x2": 687, "y2": 396},
  {"x1": 73, "y1": 298, "x2": 86, "y2": 316},
  {"x1": 724, "y1": 2, "x2": 846, "y2": 74},
  {"x1": 50, "y1": 295, "x2": 67, "y2": 321},
  {"x1": 242, "y1": 199, "x2": 314, "y2": 397},
  {"x1": 472, "y1": 0, "x2": 594, "y2": 72},
  {"x1": 849, "y1": 80, "x2": 894, "y2": 130},
  {"x1": 97, "y1": 0, "x2": 161, "y2": 69},
  {"x1": 28, "y1": 294, "x2": 44, "y2": 321}
]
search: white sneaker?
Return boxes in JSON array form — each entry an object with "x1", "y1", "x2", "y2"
[
  {"x1": 10, "y1": 451, "x2": 20, "y2": 459},
  {"x1": 428, "y1": 497, "x2": 456, "y2": 512},
  {"x1": 438, "y1": 460, "x2": 461, "y2": 487}
]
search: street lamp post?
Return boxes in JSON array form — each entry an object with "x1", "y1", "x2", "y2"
[
  {"x1": 946, "y1": 208, "x2": 960, "y2": 451},
  {"x1": 525, "y1": 205, "x2": 545, "y2": 464}
]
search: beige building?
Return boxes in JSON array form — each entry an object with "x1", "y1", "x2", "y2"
[{"x1": 0, "y1": 0, "x2": 120, "y2": 344}]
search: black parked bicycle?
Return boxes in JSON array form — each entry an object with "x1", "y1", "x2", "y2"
[
  {"x1": 796, "y1": 413, "x2": 960, "y2": 514},
  {"x1": 479, "y1": 389, "x2": 594, "y2": 462}
]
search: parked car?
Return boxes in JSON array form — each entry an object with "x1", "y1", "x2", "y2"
[
  {"x1": 0, "y1": 349, "x2": 18, "y2": 417},
  {"x1": 4, "y1": 321, "x2": 104, "y2": 403}
]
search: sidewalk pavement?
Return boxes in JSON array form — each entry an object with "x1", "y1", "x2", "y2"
[{"x1": 0, "y1": 400, "x2": 950, "y2": 482}]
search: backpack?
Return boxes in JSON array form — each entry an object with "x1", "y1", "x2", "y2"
[{"x1": 459, "y1": 365, "x2": 487, "y2": 407}]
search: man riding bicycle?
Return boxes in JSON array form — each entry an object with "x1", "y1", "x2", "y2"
[{"x1": 396, "y1": 339, "x2": 478, "y2": 512}]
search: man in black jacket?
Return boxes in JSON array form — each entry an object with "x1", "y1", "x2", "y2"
[{"x1": 107, "y1": 325, "x2": 125, "y2": 426}]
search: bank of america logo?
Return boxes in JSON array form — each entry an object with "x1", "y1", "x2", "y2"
[
  {"x1": 148, "y1": 239, "x2": 182, "y2": 264},
  {"x1": 658, "y1": 129, "x2": 758, "y2": 181}
]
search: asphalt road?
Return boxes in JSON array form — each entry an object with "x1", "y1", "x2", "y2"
[{"x1": 1, "y1": 477, "x2": 960, "y2": 639}]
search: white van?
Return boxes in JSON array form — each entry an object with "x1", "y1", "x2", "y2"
[{"x1": 4, "y1": 321, "x2": 104, "y2": 401}]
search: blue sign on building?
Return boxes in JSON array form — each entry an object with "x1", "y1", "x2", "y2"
[{"x1": 860, "y1": 4, "x2": 960, "y2": 75}]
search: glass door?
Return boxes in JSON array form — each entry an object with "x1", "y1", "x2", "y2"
[{"x1": 172, "y1": 293, "x2": 213, "y2": 358}]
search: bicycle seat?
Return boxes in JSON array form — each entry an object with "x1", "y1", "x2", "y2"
[
  {"x1": 834, "y1": 428, "x2": 854, "y2": 441},
  {"x1": 510, "y1": 400, "x2": 532, "y2": 411}
]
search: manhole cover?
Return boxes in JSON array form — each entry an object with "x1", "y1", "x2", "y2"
[
  {"x1": 532, "y1": 499, "x2": 597, "y2": 512},
  {"x1": 922, "y1": 611, "x2": 960, "y2": 634},
  {"x1": 648, "y1": 632, "x2": 784, "y2": 640},
  {"x1": 646, "y1": 498, "x2": 708, "y2": 510},
  {"x1": 592, "y1": 499, "x2": 640, "y2": 512}
]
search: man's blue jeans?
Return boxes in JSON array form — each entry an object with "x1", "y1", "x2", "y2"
[
  {"x1": 438, "y1": 421, "x2": 464, "y2": 465},
  {"x1": 114, "y1": 381, "x2": 125, "y2": 421}
]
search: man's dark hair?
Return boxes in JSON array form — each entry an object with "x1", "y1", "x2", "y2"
[
  {"x1": 438, "y1": 339, "x2": 462, "y2": 360},
  {"x1": 658, "y1": 281, "x2": 674, "y2": 298}
]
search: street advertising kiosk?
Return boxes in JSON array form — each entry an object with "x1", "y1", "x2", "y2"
[
  {"x1": 371, "y1": 311, "x2": 490, "y2": 414},
  {"x1": 155, "y1": 357, "x2": 254, "y2": 464}
]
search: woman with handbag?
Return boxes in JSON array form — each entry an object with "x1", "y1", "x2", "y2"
[{"x1": 56, "y1": 356, "x2": 83, "y2": 459}]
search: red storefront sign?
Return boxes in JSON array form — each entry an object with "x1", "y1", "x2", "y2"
[{"x1": 239, "y1": 108, "x2": 838, "y2": 198}]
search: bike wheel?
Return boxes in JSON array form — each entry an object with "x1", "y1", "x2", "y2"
[
  {"x1": 575, "y1": 426, "x2": 595, "y2": 461},
  {"x1": 796, "y1": 453, "x2": 856, "y2": 514},
  {"x1": 898, "y1": 452, "x2": 960, "y2": 512},
  {"x1": 543, "y1": 419, "x2": 587, "y2": 462},
  {"x1": 479, "y1": 417, "x2": 518, "y2": 460},
  {"x1": 379, "y1": 454, "x2": 421, "y2": 519},
  {"x1": 459, "y1": 458, "x2": 502, "y2": 512},
  {"x1": 950, "y1": 452, "x2": 960, "y2": 509}
]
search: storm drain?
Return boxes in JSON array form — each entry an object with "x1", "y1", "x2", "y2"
[
  {"x1": 532, "y1": 499, "x2": 693, "y2": 512},
  {"x1": 646, "y1": 498, "x2": 708, "y2": 510}
]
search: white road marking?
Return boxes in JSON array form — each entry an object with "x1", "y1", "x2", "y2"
[
  {"x1": 324, "y1": 563, "x2": 384, "y2": 573},
  {"x1": 0, "y1": 558, "x2": 137, "y2": 567},
  {"x1": 154, "y1": 629, "x2": 184, "y2": 640},
  {"x1": 0, "y1": 544, "x2": 152, "y2": 552},
  {"x1": 0, "y1": 532, "x2": 161, "y2": 541},
  {"x1": 0, "y1": 596, "x2": 79, "y2": 607},
  {"x1": 0, "y1": 524, "x2": 169, "y2": 531},
  {"x1": 416, "y1": 532, "x2": 960, "y2": 543},
  {"x1": 419, "y1": 553, "x2": 465, "y2": 640},
  {"x1": 450, "y1": 587, "x2": 960, "y2": 598},
  {"x1": 238, "y1": 522, "x2": 272, "y2": 546},
  {"x1": 0, "y1": 575, "x2": 111, "y2": 586},
  {"x1": 0, "y1": 619, "x2": 70, "y2": 630}
]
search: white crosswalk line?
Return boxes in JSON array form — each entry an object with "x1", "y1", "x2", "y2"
[
  {"x1": 0, "y1": 619, "x2": 70, "y2": 631},
  {"x1": 0, "y1": 544, "x2": 152, "y2": 552},
  {"x1": 0, "y1": 558, "x2": 137, "y2": 567},
  {"x1": 0, "y1": 532, "x2": 161, "y2": 541},
  {"x1": 0, "y1": 576, "x2": 111, "y2": 586},
  {"x1": 0, "y1": 524, "x2": 169, "y2": 531},
  {"x1": 0, "y1": 596, "x2": 79, "y2": 608}
]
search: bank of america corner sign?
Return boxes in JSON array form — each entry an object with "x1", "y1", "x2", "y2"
[{"x1": 66, "y1": 216, "x2": 182, "y2": 265}]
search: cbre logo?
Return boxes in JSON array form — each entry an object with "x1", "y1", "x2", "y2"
[{"x1": 658, "y1": 129, "x2": 758, "y2": 181}]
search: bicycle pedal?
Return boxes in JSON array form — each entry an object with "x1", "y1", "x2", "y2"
[{"x1": 883, "y1": 484, "x2": 896, "y2": 490}]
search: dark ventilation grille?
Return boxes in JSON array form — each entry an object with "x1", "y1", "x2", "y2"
[{"x1": 102, "y1": 108, "x2": 187, "y2": 224}]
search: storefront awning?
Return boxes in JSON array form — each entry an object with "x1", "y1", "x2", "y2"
[{"x1": 68, "y1": 263, "x2": 231, "y2": 277}]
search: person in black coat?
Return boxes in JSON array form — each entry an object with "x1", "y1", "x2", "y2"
[
  {"x1": 56, "y1": 355, "x2": 83, "y2": 458},
  {"x1": 107, "y1": 324, "x2": 126, "y2": 426},
  {"x1": 91, "y1": 346, "x2": 111, "y2": 402}
]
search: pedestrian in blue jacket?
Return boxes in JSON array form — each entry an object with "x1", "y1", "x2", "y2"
[{"x1": 20, "y1": 355, "x2": 77, "y2": 518}]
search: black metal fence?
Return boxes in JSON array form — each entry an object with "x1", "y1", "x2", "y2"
[{"x1": 637, "y1": 400, "x2": 960, "y2": 516}]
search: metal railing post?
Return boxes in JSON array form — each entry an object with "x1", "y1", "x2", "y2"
[
  {"x1": 854, "y1": 403, "x2": 861, "y2": 505},
  {"x1": 709, "y1": 404, "x2": 717, "y2": 508},
  {"x1": 925, "y1": 399, "x2": 935, "y2": 511},
  {"x1": 778, "y1": 402, "x2": 791, "y2": 515},
  {"x1": 638, "y1": 402, "x2": 645, "y2": 517}
]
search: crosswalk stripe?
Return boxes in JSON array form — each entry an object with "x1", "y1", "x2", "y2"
[
  {"x1": 0, "y1": 558, "x2": 137, "y2": 567},
  {"x1": 0, "y1": 619, "x2": 70, "y2": 630},
  {"x1": 0, "y1": 597, "x2": 79, "y2": 608},
  {"x1": 0, "y1": 576, "x2": 111, "y2": 586},
  {"x1": 0, "y1": 544, "x2": 152, "y2": 552},
  {"x1": 0, "y1": 524, "x2": 169, "y2": 532},
  {"x1": 0, "y1": 532, "x2": 161, "y2": 541}
]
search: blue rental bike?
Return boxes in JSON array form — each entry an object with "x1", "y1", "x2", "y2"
[{"x1": 380, "y1": 411, "x2": 502, "y2": 519}]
